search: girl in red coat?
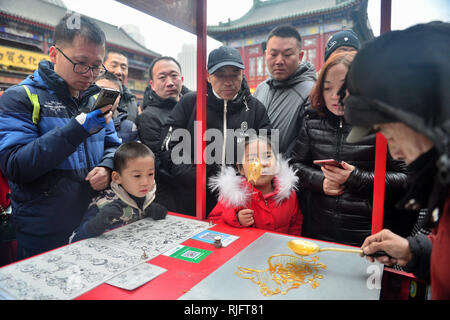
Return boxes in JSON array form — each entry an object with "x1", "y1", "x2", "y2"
[{"x1": 208, "y1": 136, "x2": 302, "y2": 236}]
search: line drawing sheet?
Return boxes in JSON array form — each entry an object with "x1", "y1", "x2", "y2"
[
  {"x1": 97, "y1": 215, "x2": 211, "y2": 256},
  {"x1": 0, "y1": 215, "x2": 211, "y2": 300}
]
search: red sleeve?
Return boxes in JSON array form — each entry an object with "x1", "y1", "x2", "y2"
[{"x1": 208, "y1": 200, "x2": 245, "y2": 228}]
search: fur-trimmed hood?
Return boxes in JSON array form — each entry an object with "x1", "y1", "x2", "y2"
[{"x1": 208, "y1": 158, "x2": 298, "y2": 208}]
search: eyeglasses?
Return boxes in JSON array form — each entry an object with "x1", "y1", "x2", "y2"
[{"x1": 55, "y1": 47, "x2": 107, "y2": 76}]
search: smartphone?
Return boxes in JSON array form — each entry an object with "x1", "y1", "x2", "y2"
[
  {"x1": 91, "y1": 88, "x2": 120, "y2": 112},
  {"x1": 313, "y1": 159, "x2": 343, "y2": 168}
]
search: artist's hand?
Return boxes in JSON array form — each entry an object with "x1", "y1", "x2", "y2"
[
  {"x1": 86, "y1": 167, "x2": 111, "y2": 191},
  {"x1": 322, "y1": 177, "x2": 344, "y2": 196},
  {"x1": 361, "y1": 229, "x2": 412, "y2": 267},
  {"x1": 237, "y1": 208, "x2": 254, "y2": 227},
  {"x1": 321, "y1": 161, "x2": 355, "y2": 185}
]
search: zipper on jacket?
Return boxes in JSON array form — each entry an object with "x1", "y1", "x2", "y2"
[
  {"x1": 222, "y1": 100, "x2": 228, "y2": 167},
  {"x1": 333, "y1": 117, "x2": 344, "y2": 217},
  {"x1": 336, "y1": 117, "x2": 343, "y2": 161},
  {"x1": 243, "y1": 96, "x2": 249, "y2": 112},
  {"x1": 162, "y1": 126, "x2": 173, "y2": 151}
]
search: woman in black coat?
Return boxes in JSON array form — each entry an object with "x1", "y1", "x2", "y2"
[{"x1": 291, "y1": 52, "x2": 416, "y2": 247}]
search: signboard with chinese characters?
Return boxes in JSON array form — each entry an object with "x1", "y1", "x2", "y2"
[{"x1": 0, "y1": 46, "x2": 50, "y2": 72}]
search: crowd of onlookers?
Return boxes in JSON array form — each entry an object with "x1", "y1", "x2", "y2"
[{"x1": 0, "y1": 13, "x2": 448, "y2": 299}]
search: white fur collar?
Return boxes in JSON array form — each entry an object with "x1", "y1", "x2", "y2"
[{"x1": 208, "y1": 157, "x2": 298, "y2": 208}]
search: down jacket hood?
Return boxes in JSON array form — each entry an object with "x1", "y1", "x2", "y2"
[
  {"x1": 208, "y1": 158, "x2": 298, "y2": 208},
  {"x1": 343, "y1": 22, "x2": 450, "y2": 186}
]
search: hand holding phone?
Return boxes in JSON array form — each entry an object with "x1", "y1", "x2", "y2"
[
  {"x1": 91, "y1": 87, "x2": 120, "y2": 112},
  {"x1": 313, "y1": 159, "x2": 343, "y2": 168}
]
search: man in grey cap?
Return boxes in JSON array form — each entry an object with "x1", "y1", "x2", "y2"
[{"x1": 159, "y1": 46, "x2": 271, "y2": 216}]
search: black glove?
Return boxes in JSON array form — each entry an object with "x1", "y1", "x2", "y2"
[
  {"x1": 85, "y1": 199, "x2": 127, "y2": 236},
  {"x1": 144, "y1": 202, "x2": 168, "y2": 220}
]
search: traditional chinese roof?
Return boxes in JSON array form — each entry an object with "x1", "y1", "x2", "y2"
[
  {"x1": 207, "y1": 0, "x2": 371, "y2": 40},
  {"x1": 0, "y1": 0, "x2": 160, "y2": 58}
]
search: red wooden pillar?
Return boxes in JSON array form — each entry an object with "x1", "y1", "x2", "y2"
[
  {"x1": 196, "y1": 0, "x2": 207, "y2": 220},
  {"x1": 380, "y1": 0, "x2": 392, "y2": 34},
  {"x1": 371, "y1": 0, "x2": 391, "y2": 234}
]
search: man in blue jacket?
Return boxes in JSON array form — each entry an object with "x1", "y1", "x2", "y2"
[{"x1": 0, "y1": 13, "x2": 121, "y2": 259}]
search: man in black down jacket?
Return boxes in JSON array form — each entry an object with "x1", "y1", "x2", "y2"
[
  {"x1": 253, "y1": 25, "x2": 316, "y2": 158},
  {"x1": 137, "y1": 56, "x2": 186, "y2": 212},
  {"x1": 138, "y1": 57, "x2": 186, "y2": 152},
  {"x1": 159, "y1": 46, "x2": 272, "y2": 216}
]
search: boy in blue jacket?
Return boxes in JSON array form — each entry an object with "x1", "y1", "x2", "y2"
[
  {"x1": 70, "y1": 142, "x2": 167, "y2": 242},
  {"x1": 0, "y1": 13, "x2": 121, "y2": 259}
]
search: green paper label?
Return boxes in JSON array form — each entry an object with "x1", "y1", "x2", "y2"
[{"x1": 164, "y1": 245, "x2": 212, "y2": 263}]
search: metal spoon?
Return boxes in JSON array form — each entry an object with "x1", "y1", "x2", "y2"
[{"x1": 287, "y1": 239, "x2": 390, "y2": 258}]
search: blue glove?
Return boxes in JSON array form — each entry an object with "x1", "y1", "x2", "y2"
[{"x1": 75, "y1": 109, "x2": 106, "y2": 134}]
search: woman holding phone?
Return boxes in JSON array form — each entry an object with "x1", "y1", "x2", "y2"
[{"x1": 291, "y1": 52, "x2": 415, "y2": 246}]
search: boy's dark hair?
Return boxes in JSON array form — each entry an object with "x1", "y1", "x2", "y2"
[
  {"x1": 267, "y1": 24, "x2": 302, "y2": 49},
  {"x1": 96, "y1": 72, "x2": 123, "y2": 94},
  {"x1": 114, "y1": 142, "x2": 155, "y2": 173},
  {"x1": 53, "y1": 12, "x2": 106, "y2": 47},
  {"x1": 148, "y1": 56, "x2": 182, "y2": 80}
]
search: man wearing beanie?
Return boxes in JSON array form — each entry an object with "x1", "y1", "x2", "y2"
[
  {"x1": 159, "y1": 46, "x2": 271, "y2": 216},
  {"x1": 324, "y1": 29, "x2": 361, "y2": 61}
]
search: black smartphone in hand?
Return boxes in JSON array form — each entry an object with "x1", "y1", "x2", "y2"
[
  {"x1": 91, "y1": 88, "x2": 120, "y2": 112},
  {"x1": 313, "y1": 159, "x2": 344, "y2": 168}
]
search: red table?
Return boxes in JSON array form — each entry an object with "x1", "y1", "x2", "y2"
[
  {"x1": 76, "y1": 213, "x2": 266, "y2": 300},
  {"x1": 74, "y1": 212, "x2": 425, "y2": 300}
]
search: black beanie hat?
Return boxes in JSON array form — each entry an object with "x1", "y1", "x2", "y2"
[{"x1": 324, "y1": 30, "x2": 361, "y2": 61}]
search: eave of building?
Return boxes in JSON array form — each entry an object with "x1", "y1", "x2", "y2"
[
  {"x1": 220, "y1": 10, "x2": 354, "y2": 42},
  {"x1": 0, "y1": 0, "x2": 160, "y2": 59},
  {"x1": 0, "y1": 12, "x2": 53, "y2": 32},
  {"x1": 207, "y1": 0, "x2": 362, "y2": 40}
]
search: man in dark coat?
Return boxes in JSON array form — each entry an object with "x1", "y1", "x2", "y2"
[
  {"x1": 138, "y1": 57, "x2": 185, "y2": 152},
  {"x1": 159, "y1": 46, "x2": 272, "y2": 216},
  {"x1": 137, "y1": 56, "x2": 186, "y2": 212}
]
